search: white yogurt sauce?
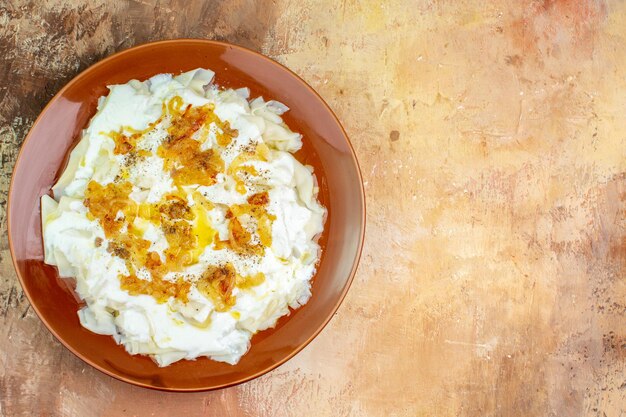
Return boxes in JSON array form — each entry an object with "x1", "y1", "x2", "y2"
[{"x1": 41, "y1": 69, "x2": 325, "y2": 366}]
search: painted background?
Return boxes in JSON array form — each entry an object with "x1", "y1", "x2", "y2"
[{"x1": 0, "y1": 1, "x2": 624, "y2": 416}]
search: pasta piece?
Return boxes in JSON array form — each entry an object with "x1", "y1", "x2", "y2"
[
  {"x1": 174, "y1": 68, "x2": 215, "y2": 95},
  {"x1": 51, "y1": 136, "x2": 90, "y2": 198}
]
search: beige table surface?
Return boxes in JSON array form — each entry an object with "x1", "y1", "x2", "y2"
[{"x1": 1, "y1": 1, "x2": 625, "y2": 416}]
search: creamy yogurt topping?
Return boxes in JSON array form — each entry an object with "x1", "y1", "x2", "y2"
[{"x1": 41, "y1": 69, "x2": 325, "y2": 366}]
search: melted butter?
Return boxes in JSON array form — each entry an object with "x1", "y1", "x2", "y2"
[
  {"x1": 190, "y1": 196, "x2": 215, "y2": 263},
  {"x1": 236, "y1": 272, "x2": 265, "y2": 289},
  {"x1": 84, "y1": 97, "x2": 275, "y2": 308},
  {"x1": 185, "y1": 314, "x2": 213, "y2": 329},
  {"x1": 137, "y1": 203, "x2": 160, "y2": 224},
  {"x1": 216, "y1": 120, "x2": 237, "y2": 146}
]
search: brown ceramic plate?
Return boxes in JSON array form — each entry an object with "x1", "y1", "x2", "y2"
[{"x1": 8, "y1": 39, "x2": 364, "y2": 391}]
